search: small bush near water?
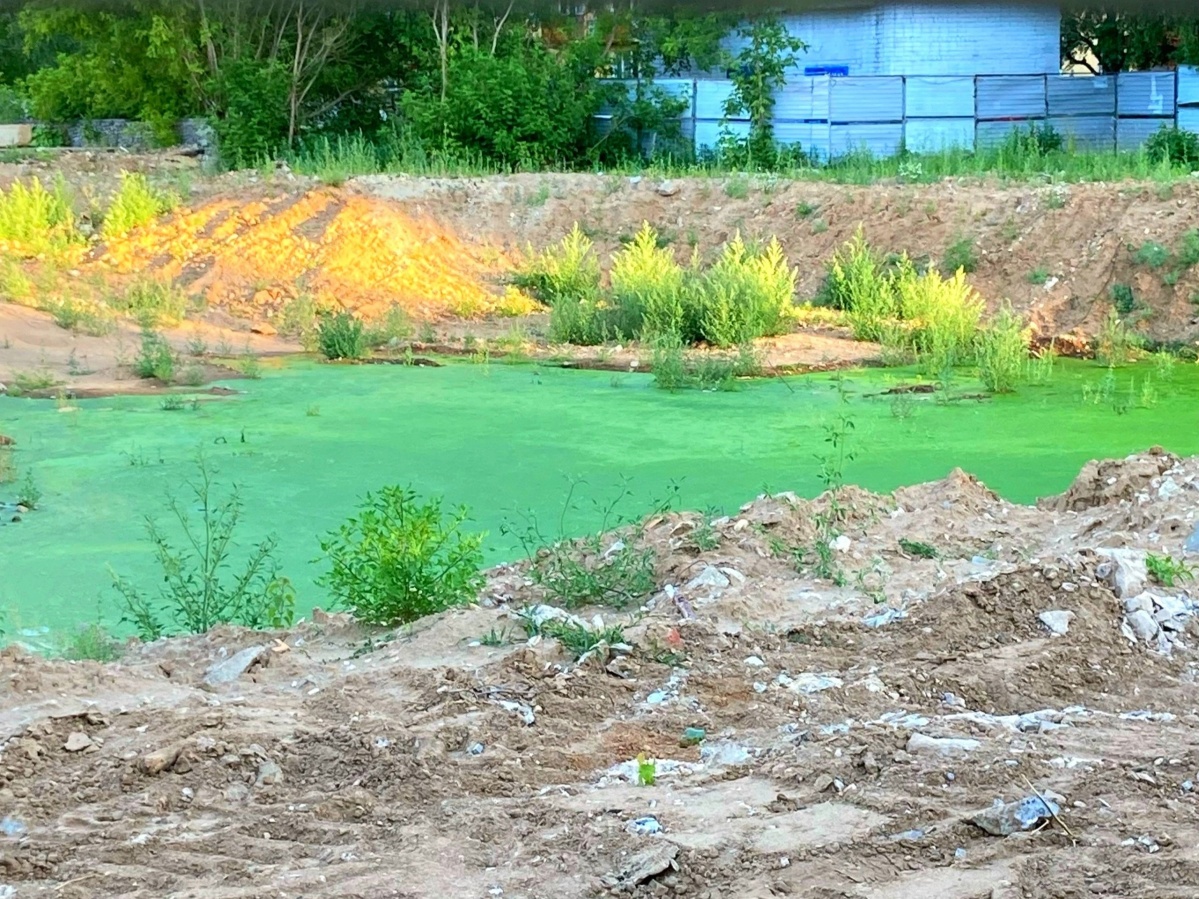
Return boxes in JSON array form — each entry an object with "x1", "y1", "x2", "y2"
[
  {"x1": 975, "y1": 304, "x2": 1028, "y2": 394},
  {"x1": 317, "y1": 486, "x2": 486, "y2": 626},
  {"x1": 539, "y1": 222, "x2": 798, "y2": 348},
  {"x1": 110, "y1": 455, "x2": 296, "y2": 640},
  {"x1": 317, "y1": 311, "x2": 367, "y2": 360},
  {"x1": 0, "y1": 176, "x2": 79, "y2": 257},
  {"x1": 101, "y1": 172, "x2": 177, "y2": 240}
]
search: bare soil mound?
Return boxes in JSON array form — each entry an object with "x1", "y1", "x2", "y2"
[{"x1": 3, "y1": 451, "x2": 1199, "y2": 898}]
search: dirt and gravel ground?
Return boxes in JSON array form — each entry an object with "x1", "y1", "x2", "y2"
[{"x1": 2, "y1": 448, "x2": 1199, "y2": 899}]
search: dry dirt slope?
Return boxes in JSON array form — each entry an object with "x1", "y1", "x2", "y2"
[
  {"x1": 359, "y1": 172, "x2": 1199, "y2": 344},
  {"x1": 2, "y1": 449, "x2": 1199, "y2": 898}
]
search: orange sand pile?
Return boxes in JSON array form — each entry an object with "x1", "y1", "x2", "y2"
[{"x1": 93, "y1": 187, "x2": 537, "y2": 321}]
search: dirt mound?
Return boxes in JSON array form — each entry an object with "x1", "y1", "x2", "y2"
[
  {"x1": 1040, "y1": 445, "x2": 1181, "y2": 512},
  {"x1": 91, "y1": 186, "x2": 538, "y2": 322},
  {"x1": 4, "y1": 454, "x2": 1199, "y2": 898}
]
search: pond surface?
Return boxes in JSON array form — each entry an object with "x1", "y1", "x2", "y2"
[{"x1": 2, "y1": 357, "x2": 1197, "y2": 631}]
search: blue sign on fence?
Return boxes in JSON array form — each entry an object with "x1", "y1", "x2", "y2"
[{"x1": 804, "y1": 66, "x2": 849, "y2": 78}]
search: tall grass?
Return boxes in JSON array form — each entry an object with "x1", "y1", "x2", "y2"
[
  {"x1": 514, "y1": 223, "x2": 601, "y2": 306},
  {"x1": 609, "y1": 222, "x2": 687, "y2": 339},
  {"x1": 695, "y1": 234, "x2": 796, "y2": 346},
  {"x1": 975, "y1": 303, "x2": 1028, "y2": 393}
]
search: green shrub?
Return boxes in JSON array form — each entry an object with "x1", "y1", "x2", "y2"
[
  {"x1": 134, "y1": 329, "x2": 175, "y2": 381},
  {"x1": 1110, "y1": 283, "x2": 1136, "y2": 315},
  {"x1": 317, "y1": 311, "x2": 367, "y2": 360},
  {"x1": 1146, "y1": 552, "x2": 1194, "y2": 587},
  {"x1": 548, "y1": 292, "x2": 607, "y2": 345},
  {"x1": 514, "y1": 223, "x2": 601, "y2": 306},
  {"x1": 818, "y1": 227, "x2": 886, "y2": 312},
  {"x1": 101, "y1": 172, "x2": 177, "y2": 240},
  {"x1": 110, "y1": 456, "x2": 295, "y2": 640},
  {"x1": 976, "y1": 303, "x2": 1028, "y2": 393},
  {"x1": 316, "y1": 486, "x2": 486, "y2": 626},
  {"x1": 1094, "y1": 308, "x2": 1141, "y2": 367},
  {"x1": 694, "y1": 234, "x2": 796, "y2": 346},
  {"x1": 941, "y1": 236, "x2": 979, "y2": 275},
  {"x1": 1146, "y1": 125, "x2": 1199, "y2": 167},
  {"x1": 609, "y1": 222, "x2": 686, "y2": 339},
  {"x1": 51, "y1": 299, "x2": 114, "y2": 335},
  {"x1": 59, "y1": 623, "x2": 122, "y2": 662},
  {"x1": 1133, "y1": 241, "x2": 1170, "y2": 269},
  {"x1": 364, "y1": 304, "x2": 413, "y2": 348}
]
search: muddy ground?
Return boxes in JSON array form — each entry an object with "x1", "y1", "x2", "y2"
[{"x1": 2, "y1": 448, "x2": 1199, "y2": 898}]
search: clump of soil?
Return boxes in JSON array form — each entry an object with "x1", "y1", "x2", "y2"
[{"x1": 3, "y1": 450, "x2": 1199, "y2": 898}]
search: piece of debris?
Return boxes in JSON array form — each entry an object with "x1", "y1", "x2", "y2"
[
  {"x1": 1038, "y1": 610, "x2": 1074, "y2": 636},
  {"x1": 141, "y1": 746, "x2": 181, "y2": 776},
  {"x1": 969, "y1": 795, "x2": 1061, "y2": 836},
  {"x1": 907, "y1": 733, "x2": 981, "y2": 756},
  {"x1": 255, "y1": 760, "x2": 284, "y2": 787},
  {"x1": 601, "y1": 843, "x2": 679, "y2": 889},
  {"x1": 778, "y1": 672, "x2": 843, "y2": 694},
  {"x1": 627, "y1": 816, "x2": 663, "y2": 835},
  {"x1": 680, "y1": 727, "x2": 706, "y2": 747},
  {"x1": 0, "y1": 816, "x2": 26, "y2": 838},
  {"x1": 202, "y1": 644, "x2": 269, "y2": 687}
]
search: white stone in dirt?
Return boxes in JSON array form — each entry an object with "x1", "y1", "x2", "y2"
[
  {"x1": 203, "y1": 645, "x2": 268, "y2": 687},
  {"x1": 1125, "y1": 609, "x2": 1160, "y2": 642},
  {"x1": 685, "y1": 566, "x2": 730, "y2": 593},
  {"x1": 1124, "y1": 594, "x2": 1154, "y2": 614},
  {"x1": 831, "y1": 534, "x2": 851, "y2": 552},
  {"x1": 255, "y1": 760, "x2": 284, "y2": 787},
  {"x1": 907, "y1": 733, "x2": 981, "y2": 756},
  {"x1": 779, "y1": 672, "x2": 843, "y2": 694},
  {"x1": 1096, "y1": 548, "x2": 1148, "y2": 598},
  {"x1": 1186, "y1": 521, "x2": 1199, "y2": 554},
  {"x1": 744, "y1": 655, "x2": 765, "y2": 668},
  {"x1": 1038, "y1": 610, "x2": 1074, "y2": 636}
]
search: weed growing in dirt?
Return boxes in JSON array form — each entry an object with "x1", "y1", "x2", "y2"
[
  {"x1": 11, "y1": 369, "x2": 58, "y2": 393},
  {"x1": 178, "y1": 363, "x2": 206, "y2": 387},
  {"x1": 1027, "y1": 266, "x2": 1050, "y2": 285},
  {"x1": 975, "y1": 303, "x2": 1028, "y2": 394},
  {"x1": 110, "y1": 454, "x2": 295, "y2": 640},
  {"x1": 1153, "y1": 350, "x2": 1177, "y2": 382},
  {"x1": 516, "y1": 611, "x2": 627, "y2": 660},
  {"x1": 724, "y1": 176, "x2": 750, "y2": 199},
  {"x1": 1027, "y1": 347, "x2": 1057, "y2": 385},
  {"x1": 503, "y1": 478, "x2": 668, "y2": 609},
  {"x1": 795, "y1": 201, "x2": 818, "y2": 218},
  {"x1": 941, "y1": 236, "x2": 978, "y2": 275},
  {"x1": 101, "y1": 172, "x2": 177, "y2": 240},
  {"x1": 134, "y1": 329, "x2": 175, "y2": 382},
  {"x1": 114, "y1": 279, "x2": 187, "y2": 327},
  {"x1": 317, "y1": 486, "x2": 486, "y2": 627},
  {"x1": 899, "y1": 537, "x2": 939, "y2": 559},
  {"x1": 1146, "y1": 553, "x2": 1195, "y2": 588},
  {"x1": 59, "y1": 623, "x2": 122, "y2": 662},
  {"x1": 364, "y1": 304, "x2": 413, "y2": 349},
  {"x1": 689, "y1": 509, "x2": 722, "y2": 552},
  {"x1": 637, "y1": 753, "x2": 656, "y2": 786},
  {"x1": 478, "y1": 626, "x2": 515, "y2": 647},
  {"x1": 317, "y1": 312, "x2": 367, "y2": 361},
  {"x1": 16, "y1": 471, "x2": 39, "y2": 509},
  {"x1": 1109, "y1": 283, "x2": 1136, "y2": 316},
  {"x1": 52, "y1": 299, "x2": 114, "y2": 336}
]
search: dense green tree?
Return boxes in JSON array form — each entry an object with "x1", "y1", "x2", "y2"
[{"x1": 1061, "y1": 10, "x2": 1199, "y2": 73}]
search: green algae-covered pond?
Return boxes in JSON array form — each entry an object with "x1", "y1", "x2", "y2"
[{"x1": 2, "y1": 357, "x2": 1197, "y2": 632}]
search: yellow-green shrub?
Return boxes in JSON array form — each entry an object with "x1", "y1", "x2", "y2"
[
  {"x1": 695, "y1": 234, "x2": 796, "y2": 346},
  {"x1": 515, "y1": 223, "x2": 601, "y2": 306},
  {"x1": 101, "y1": 172, "x2": 177, "y2": 240},
  {"x1": 976, "y1": 303, "x2": 1029, "y2": 393},
  {"x1": 0, "y1": 176, "x2": 78, "y2": 256},
  {"x1": 894, "y1": 266, "x2": 984, "y2": 375},
  {"x1": 610, "y1": 222, "x2": 686, "y2": 338}
]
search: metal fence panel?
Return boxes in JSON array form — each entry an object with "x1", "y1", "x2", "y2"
[
  {"x1": 976, "y1": 75, "x2": 1045, "y2": 119},
  {"x1": 1047, "y1": 115, "x2": 1115, "y2": 151},
  {"x1": 774, "y1": 76, "x2": 831, "y2": 121},
  {"x1": 830, "y1": 123, "x2": 903, "y2": 158},
  {"x1": 1179, "y1": 67, "x2": 1199, "y2": 107},
  {"x1": 904, "y1": 118, "x2": 975, "y2": 153},
  {"x1": 694, "y1": 120, "x2": 747, "y2": 150},
  {"x1": 1179, "y1": 107, "x2": 1199, "y2": 135},
  {"x1": 695, "y1": 80, "x2": 739, "y2": 121},
  {"x1": 774, "y1": 121, "x2": 831, "y2": 159},
  {"x1": 829, "y1": 76, "x2": 903, "y2": 123},
  {"x1": 1117, "y1": 116, "x2": 1172, "y2": 150},
  {"x1": 1047, "y1": 76, "x2": 1116, "y2": 116},
  {"x1": 976, "y1": 118, "x2": 1045, "y2": 148},
  {"x1": 1117, "y1": 72, "x2": 1176, "y2": 116},
  {"x1": 904, "y1": 77, "x2": 974, "y2": 118}
]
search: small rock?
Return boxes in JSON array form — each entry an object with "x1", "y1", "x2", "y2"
[
  {"x1": 744, "y1": 655, "x2": 765, "y2": 668},
  {"x1": 812, "y1": 774, "x2": 836, "y2": 793},
  {"x1": 63, "y1": 732, "x2": 94, "y2": 753},
  {"x1": 1185, "y1": 521, "x2": 1199, "y2": 554},
  {"x1": 249, "y1": 322, "x2": 277, "y2": 336},
  {"x1": 656, "y1": 181, "x2": 679, "y2": 197},
  {"x1": 627, "y1": 815, "x2": 664, "y2": 835},
  {"x1": 1038, "y1": 610, "x2": 1074, "y2": 636},
  {"x1": 969, "y1": 795, "x2": 1060, "y2": 836},
  {"x1": 224, "y1": 782, "x2": 250, "y2": 803},
  {"x1": 907, "y1": 733, "x2": 981, "y2": 756},
  {"x1": 255, "y1": 760, "x2": 284, "y2": 787},
  {"x1": 141, "y1": 746, "x2": 181, "y2": 775},
  {"x1": 202, "y1": 645, "x2": 268, "y2": 687},
  {"x1": 685, "y1": 566, "x2": 730, "y2": 593},
  {"x1": 1126, "y1": 609, "x2": 1160, "y2": 642},
  {"x1": 831, "y1": 534, "x2": 851, "y2": 552},
  {"x1": 1096, "y1": 548, "x2": 1148, "y2": 598}
]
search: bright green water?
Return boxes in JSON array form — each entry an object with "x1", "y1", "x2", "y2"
[{"x1": 2, "y1": 358, "x2": 1197, "y2": 631}]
